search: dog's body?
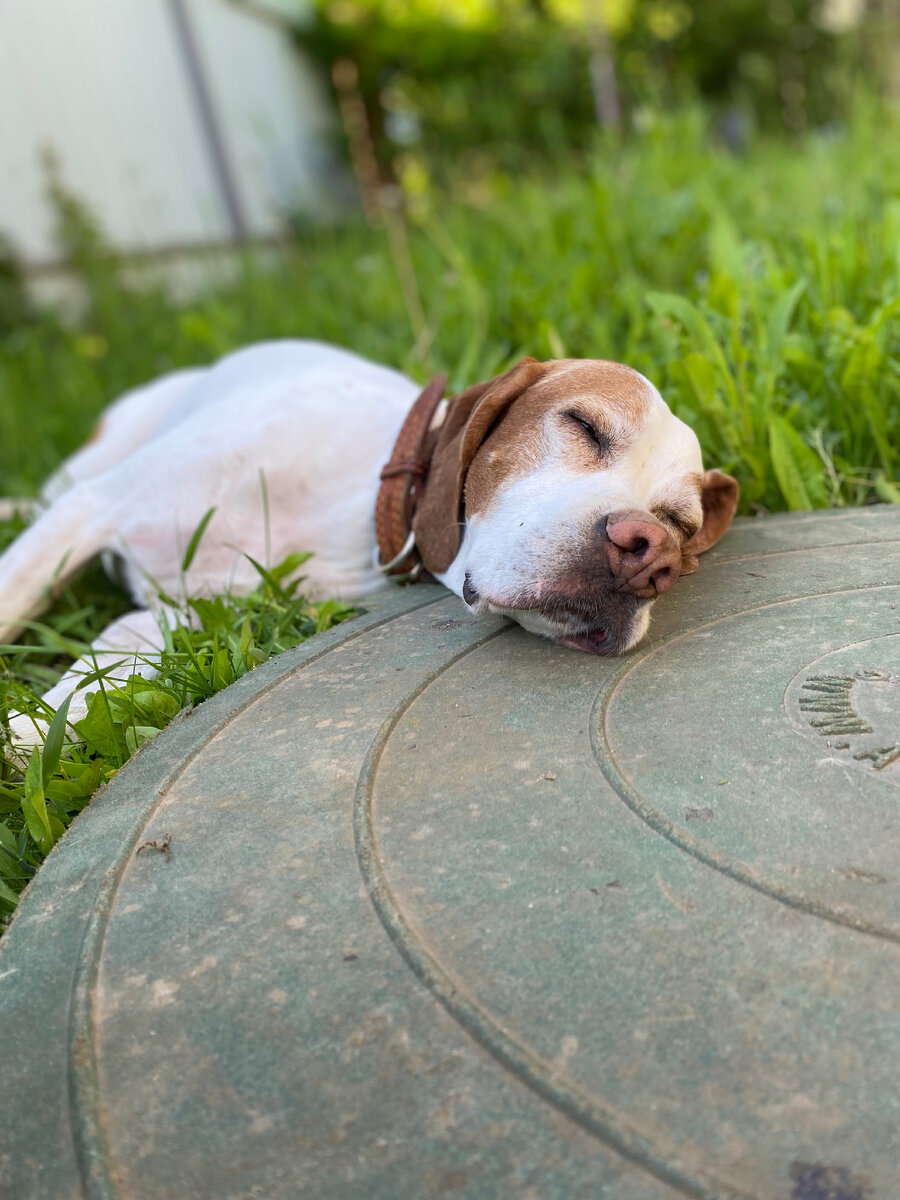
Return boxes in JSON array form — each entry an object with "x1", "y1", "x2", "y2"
[
  {"x1": 0, "y1": 340, "x2": 737, "y2": 745},
  {"x1": 7, "y1": 342, "x2": 419, "y2": 618}
]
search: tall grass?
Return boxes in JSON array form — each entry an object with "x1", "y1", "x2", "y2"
[
  {"x1": 1, "y1": 99, "x2": 899, "y2": 920},
  {"x1": 4, "y1": 102, "x2": 899, "y2": 505}
]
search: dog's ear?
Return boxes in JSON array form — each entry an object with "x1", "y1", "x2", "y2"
[
  {"x1": 413, "y1": 357, "x2": 549, "y2": 573},
  {"x1": 679, "y1": 469, "x2": 740, "y2": 576}
]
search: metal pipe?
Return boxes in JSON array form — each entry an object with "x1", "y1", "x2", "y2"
[{"x1": 167, "y1": 0, "x2": 249, "y2": 242}]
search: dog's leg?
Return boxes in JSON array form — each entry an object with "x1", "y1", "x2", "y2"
[
  {"x1": 4, "y1": 608, "x2": 165, "y2": 751},
  {"x1": 0, "y1": 483, "x2": 112, "y2": 643},
  {"x1": 0, "y1": 499, "x2": 38, "y2": 522}
]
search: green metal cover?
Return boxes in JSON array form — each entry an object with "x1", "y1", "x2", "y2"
[{"x1": 1, "y1": 508, "x2": 898, "y2": 1200}]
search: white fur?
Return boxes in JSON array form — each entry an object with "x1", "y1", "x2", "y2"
[{"x1": 0, "y1": 343, "x2": 702, "y2": 747}]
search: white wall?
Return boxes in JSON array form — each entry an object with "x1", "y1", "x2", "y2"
[{"x1": 0, "y1": 0, "x2": 335, "y2": 265}]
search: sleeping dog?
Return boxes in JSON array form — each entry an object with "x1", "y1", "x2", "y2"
[{"x1": 0, "y1": 341, "x2": 737, "y2": 741}]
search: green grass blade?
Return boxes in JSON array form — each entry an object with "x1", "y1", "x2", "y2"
[
  {"x1": 181, "y1": 507, "x2": 217, "y2": 573},
  {"x1": 764, "y1": 278, "x2": 806, "y2": 380},
  {"x1": 23, "y1": 746, "x2": 53, "y2": 849},
  {"x1": 40, "y1": 693, "x2": 74, "y2": 788},
  {"x1": 769, "y1": 416, "x2": 828, "y2": 510}
]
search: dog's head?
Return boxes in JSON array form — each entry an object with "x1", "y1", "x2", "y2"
[{"x1": 413, "y1": 357, "x2": 738, "y2": 655}]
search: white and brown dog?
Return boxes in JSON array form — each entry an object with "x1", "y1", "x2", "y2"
[{"x1": 0, "y1": 340, "x2": 737, "y2": 741}]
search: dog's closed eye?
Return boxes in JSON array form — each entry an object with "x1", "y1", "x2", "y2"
[
  {"x1": 564, "y1": 411, "x2": 612, "y2": 457},
  {"x1": 654, "y1": 508, "x2": 700, "y2": 541}
]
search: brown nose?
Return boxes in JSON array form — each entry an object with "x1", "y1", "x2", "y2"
[{"x1": 600, "y1": 511, "x2": 681, "y2": 599}]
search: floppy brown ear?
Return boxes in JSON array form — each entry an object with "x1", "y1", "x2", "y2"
[
  {"x1": 413, "y1": 357, "x2": 549, "y2": 573},
  {"x1": 679, "y1": 469, "x2": 740, "y2": 576}
]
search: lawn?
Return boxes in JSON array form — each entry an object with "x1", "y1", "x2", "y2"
[{"x1": 1, "y1": 100, "x2": 899, "y2": 920}]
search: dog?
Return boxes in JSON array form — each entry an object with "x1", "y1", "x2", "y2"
[{"x1": 0, "y1": 340, "x2": 737, "y2": 744}]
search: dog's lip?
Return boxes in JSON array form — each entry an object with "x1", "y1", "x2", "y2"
[
  {"x1": 557, "y1": 628, "x2": 609, "y2": 654},
  {"x1": 469, "y1": 586, "x2": 634, "y2": 654}
]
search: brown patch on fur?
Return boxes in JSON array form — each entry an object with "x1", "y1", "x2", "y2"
[
  {"x1": 533, "y1": 359, "x2": 652, "y2": 424},
  {"x1": 412, "y1": 358, "x2": 550, "y2": 572},
  {"x1": 679, "y1": 469, "x2": 740, "y2": 574},
  {"x1": 681, "y1": 470, "x2": 706, "y2": 493},
  {"x1": 84, "y1": 416, "x2": 107, "y2": 446},
  {"x1": 463, "y1": 398, "x2": 545, "y2": 517},
  {"x1": 464, "y1": 359, "x2": 653, "y2": 518}
]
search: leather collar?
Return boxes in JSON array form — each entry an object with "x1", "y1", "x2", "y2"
[{"x1": 375, "y1": 374, "x2": 447, "y2": 582}]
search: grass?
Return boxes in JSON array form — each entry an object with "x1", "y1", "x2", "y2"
[
  {"x1": 1, "y1": 98, "x2": 900, "y2": 921},
  {"x1": 0, "y1": 547, "x2": 353, "y2": 918}
]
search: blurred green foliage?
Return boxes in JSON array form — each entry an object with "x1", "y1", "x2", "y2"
[
  {"x1": 0, "y1": 235, "x2": 32, "y2": 339},
  {"x1": 1, "y1": 98, "x2": 898, "y2": 513},
  {"x1": 300, "y1": 0, "x2": 878, "y2": 178}
]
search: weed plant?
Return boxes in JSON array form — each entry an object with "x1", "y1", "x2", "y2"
[{"x1": 1, "y1": 99, "x2": 899, "y2": 919}]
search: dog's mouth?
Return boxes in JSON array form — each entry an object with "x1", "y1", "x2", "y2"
[
  {"x1": 546, "y1": 606, "x2": 616, "y2": 655},
  {"x1": 462, "y1": 574, "x2": 643, "y2": 656},
  {"x1": 556, "y1": 627, "x2": 609, "y2": 654}
]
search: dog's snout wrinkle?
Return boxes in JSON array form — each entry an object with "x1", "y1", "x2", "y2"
[{"x1": 615, "y1": 560, "x2": 676, "y2": 598}]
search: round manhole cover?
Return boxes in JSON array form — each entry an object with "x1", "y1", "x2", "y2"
[{"x1": 1, "y1": 509, "x2": 898, "y2": 1200}]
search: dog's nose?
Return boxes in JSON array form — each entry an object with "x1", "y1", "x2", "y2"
[{"x1": 599, "y1": 511, "x2": 680, "y2": 599}]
